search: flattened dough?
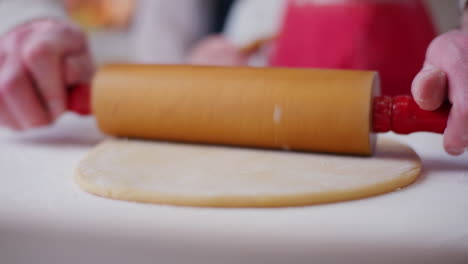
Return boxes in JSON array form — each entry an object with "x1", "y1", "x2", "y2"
[{"x1": 75, "y1": 138, "x2": 421, "y2": 207}]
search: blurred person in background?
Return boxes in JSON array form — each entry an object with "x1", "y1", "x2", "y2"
[{"x1": 189, "y1": 0, "x2": 468, "y2": 155}]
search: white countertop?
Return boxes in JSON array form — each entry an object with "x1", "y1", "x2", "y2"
[{"x1": 0, "y1": 114, "x2": 467, "y2": 264}]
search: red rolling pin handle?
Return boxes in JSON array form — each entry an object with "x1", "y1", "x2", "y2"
[
  {"x1": 373, "y1": 95, "x2": 450, "y2": 134},
  {"x1": 66, "y1": 84, "x2": 450, "y2": 134},
  {"x1": 67, "y1": 84, "x2": 91, "y2": 115}
]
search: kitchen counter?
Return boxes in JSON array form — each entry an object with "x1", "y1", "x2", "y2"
[{"x1": 0, "y1": 114, "x2": 467, "y2": 264}]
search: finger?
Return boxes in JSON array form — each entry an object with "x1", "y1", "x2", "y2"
[
  {"x1": 64, "y1": 51, "x2": 95, "y2": 85},
  {"x1": 0, "y1": 97, "x2": 21, "y2": 130},
  {"x1": 0, "y1": 30, "x2": 22, "y2": 130},
  {"x1": 0, "y1": 61, "x2": 50, "y2": 130},
  {"x1": 444, "y1": 104, "x2": 468, "y2": 155},
  {"x1": 35, "y1": 20, "x2": 87, "y2": 53},
  {"x1": 207, "y1": 37, "x2": 243, "y2": 55},
  {"x1": 411, "y1": 64, "x2": 447, "y2": 111},
  {"x1": 443, "y1": 66, "x2": 468, "y2": 155},
  {"x1": 189, "y1": 43, "x2": 248, "y2": 66},
  {"x1": 21, "y1": 40, "x2": 66, "y2": 120}
]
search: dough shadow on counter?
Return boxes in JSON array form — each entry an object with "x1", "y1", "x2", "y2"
[{"x1": 420, "y1": 157, "x2": 468, "y2": 173}]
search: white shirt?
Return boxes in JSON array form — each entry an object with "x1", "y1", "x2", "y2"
[{"x1": 0, "y1": 0, "x2": 466, "y2": 64}]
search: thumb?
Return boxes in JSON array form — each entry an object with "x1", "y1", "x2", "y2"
[{"x1": 411, "y1": 63, "x2": 447, "y2": 111}]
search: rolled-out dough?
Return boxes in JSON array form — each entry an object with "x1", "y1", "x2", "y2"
[{"x1": 75, "y1": 138, "x2": 421, "y2": 207}]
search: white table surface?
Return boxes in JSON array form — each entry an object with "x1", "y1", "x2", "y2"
[{"x1": 0, "y1": 114, "x2": 467, "y2": 264}]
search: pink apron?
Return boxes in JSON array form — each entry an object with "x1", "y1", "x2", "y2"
[{"x1": 269, "y1": 0, "x2": 436, "y2": 95}]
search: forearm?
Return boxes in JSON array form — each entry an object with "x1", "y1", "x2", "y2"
[{"x1": 0, "y1": 0, "x2": 68, "y2": 37}]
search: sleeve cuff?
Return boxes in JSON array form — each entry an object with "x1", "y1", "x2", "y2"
[{"x1": 0, "y1": 0, "x2": 69, "y2": 37}]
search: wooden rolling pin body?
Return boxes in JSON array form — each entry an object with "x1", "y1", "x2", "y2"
[{"x1": 91, "y1": 65, "x2": 378, "y2": 155}]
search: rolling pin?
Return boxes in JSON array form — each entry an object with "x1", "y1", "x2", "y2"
[{"x1": 67, "y1": 64, "x2": 450, "y2": 155}]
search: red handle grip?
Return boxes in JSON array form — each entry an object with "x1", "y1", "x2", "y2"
[
  {"x1": 67, "y1": 84, "x2": 91, "y2": 115},
  {"x1": 373, "y1": 95, "x2": 450, "y2": 134}
]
